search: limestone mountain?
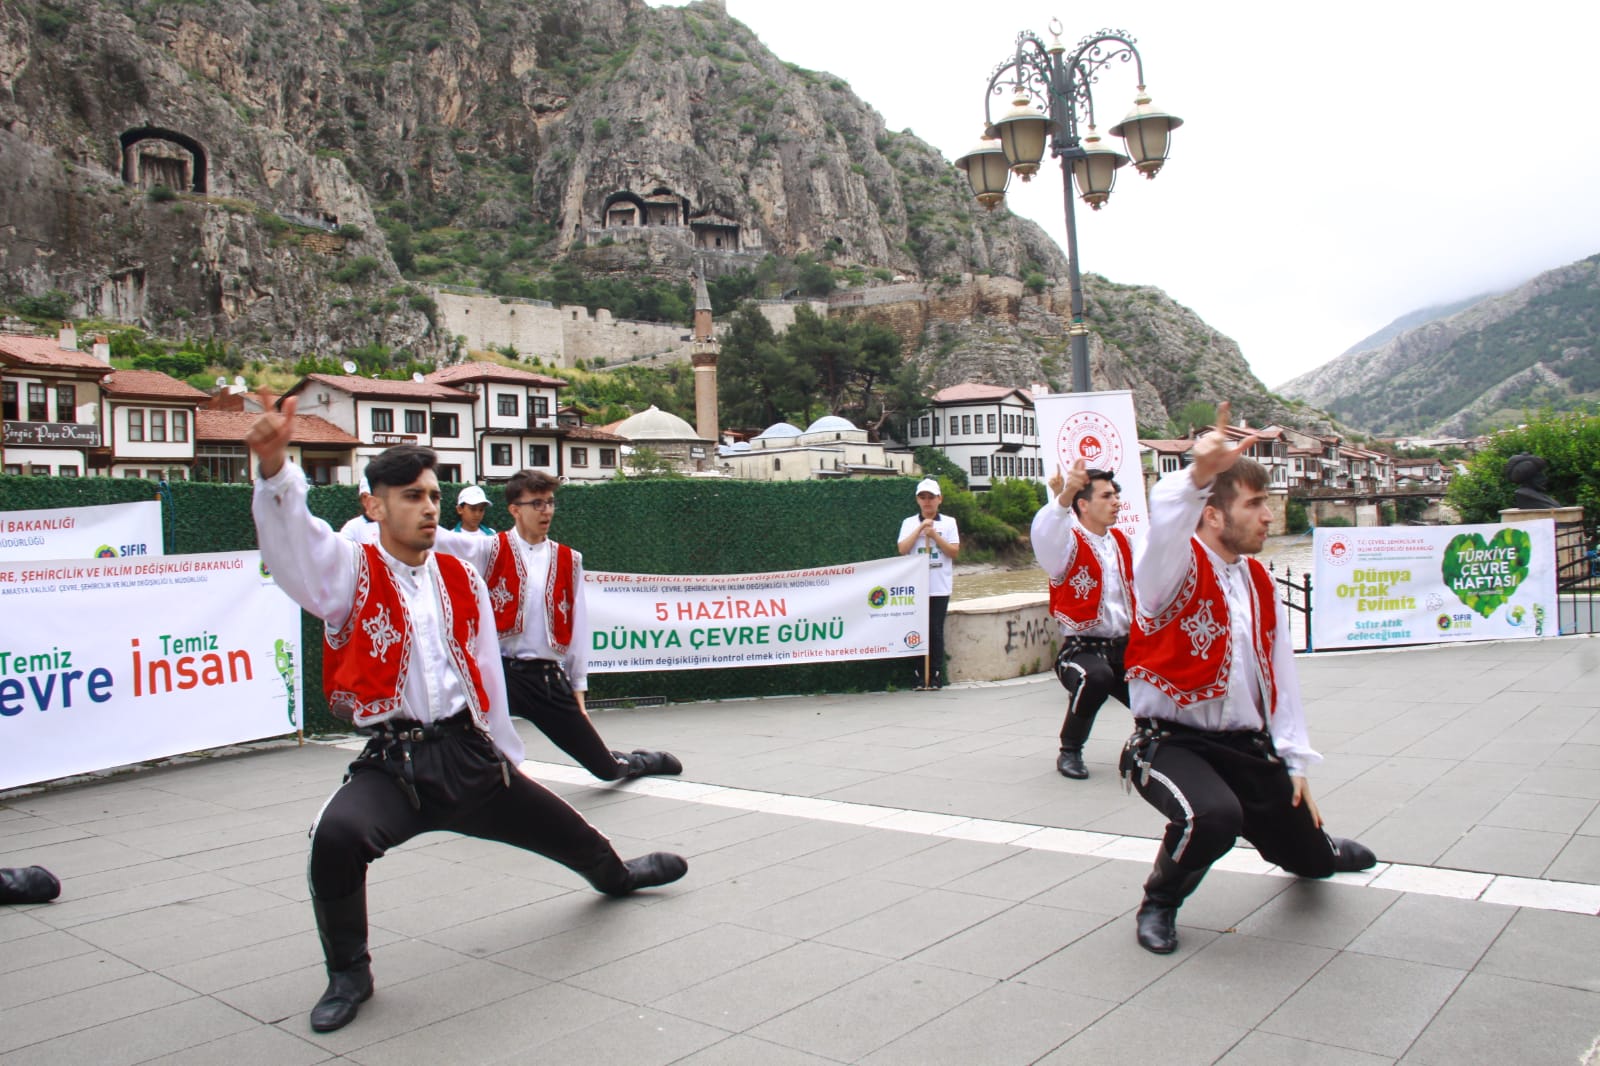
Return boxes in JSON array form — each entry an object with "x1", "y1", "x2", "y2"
[
  {"x1": 1278, "y1": 255, "x2": 1600, "y2": 436},
  {"x1": 1, "y1": 0, "x2": 1289, "y2": 432}
]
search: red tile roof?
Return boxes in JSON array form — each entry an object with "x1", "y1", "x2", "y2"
[
  {"x1": 1140, "y1": 438, "x2": 1196, "y2": 453},
  {"x1": 931, "y1": 382, "x2": 1034, "y2": 405},
  {"x1": 285, "y1": 373, "x2": 472, "y2": 402},
  {"x1": 427, "y1": 362, "x2": 567, "y2": 388},
  {"x1": 563, "y1": 424, "x2": 627, "y2": 443},
  {"x1": 197, "y1": 410, "x2": 360, "y2": 445},
  {"x1": 0, "y1": 334, "x2": 112, "y2": 372},
  {"x1": 101, "y1": 369, "x2": 210, "y2": 401}
]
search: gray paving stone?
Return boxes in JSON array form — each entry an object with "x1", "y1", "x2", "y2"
[
  {"x1": 938, "y1": 846, "x2": 1101, "y2": 902},
  {"x1": 489, "y1": 902, "x2": 712, "y2": 981},
  {"x1": 1542, "y1": 832, "x2": 1600, "y2": 883},
  {"x1": 746, "y1": 959, "x2": 994, "y2": 1062},
  {"x1": 1344, "y1": 893, "x2": 1513, "y2": 970},
  {"x1": 1258, "y1": 953, "x2": 1464, "y2": 1057},
  {"x1": 1481, "y1": 791, "x2": 1598, "y2": 833},
  {"x1": 0, "y1": 907, "x2": 54, "y2": 945},
  {"x1": 782, "y1": 828, "x2": 944, "y2": 877},
  {"x1": 814, "y1": 886, "x2": 1012, "y2": 960},
  {"x1": 214, "y1": 935, "x2": 468, "y2": 1025},
  {"x1": 1399, "y1": 972, "x2": 1600, "y2": 1065},
  {"x1": 1436, "y1": 824, "x2": 1570, "y2": 877},
  {"x1": 1522, "y1": 764, "x2": 1600, "y2": 801},
  {"x1": 860, "y1": 978, "x2": 1112, "y2": 1066},
  {"x1": 1131, "y1": 933, "x2": 1334, "y2": 1029},
  {"x1": 1036, "y1": 1000, "x2": 1246, "y2": 1065},
  {"x1": 870, "y1": 837, "x2": 1019, "y2": 889},
  {"x1": 1014, "y1": 914, "x2": 1204, "y2": 1001},
  {"x1": 0, "y1": 948, "x2": 141, "y2": 1010},
  {"x1": 0, "y1": 995, "x2": 255, "y2": 1066},
  {"x1": 1027, "y1": 854, "x2": 1143, "y2": 916},
  {"x1": 654, "y1": 939, "x2": 889, "y2": 1032},
  {"x1": 109, "y1": 903, "x2": 309, "y2": 970},
  {"x1": 1474, "y1": 907, "x2": 1600, "y2": 991},
  {"x1": 0, "y1": 928, "x2": 95, "y2": 975},
  {"x1": 907, "y1": 901, "x2": 1113, "y2": 980},
  {"x1": 492, "y1": 1004, "x2": 728, "y2": 1066},
  {"x1": 0, "y1": 972, "x2": 196, "y2": 1055},
  {"x1": 137, "y1": 1024, "x2": 333, "y2": 1066},
  {"x1": 1214, "y1": 1031, "x2": 1398, "y2": 1065},
  {"x1": 566, "y1": 922, "x2": 795, "y2": 1006},
  {"x1": 667, "y1": 1034, "x2": 847, "y2": 1065},
  {"x1": 1232, "y1": 880, "x2": 1399, "y2": 950},
  {"x1": 664, "y1": 859, "x2": 844, "y2": 922}
]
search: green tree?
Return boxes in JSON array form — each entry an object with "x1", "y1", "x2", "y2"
[
  {"x1": 981, "y1": 478, "x2": 1045, "y2": 528},
  {"x1": 1446, "y1": 409, "x2": 1600, "y2": 522},
  {"x1": 913, "y1": 446, "x2": 969, "y2": 490},
  {"x1": 717, "y1": 304, "x2": 805, "y2": 428},
  {"x1": 1168, "y1": 401, "x2": 1216, "y2": 437}
]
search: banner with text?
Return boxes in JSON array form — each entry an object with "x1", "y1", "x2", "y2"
[
  {"x1": 0, "y1": 552, "x2": 303, "y2": 790},
  {"x1": 1032, "y1": 390, "x2": 1150, "y2": 542},
  {"x1": 584, "y1": 555, "x2": 928, "y2": 673},
  {"x1": 0, "y1": 500, "x2": 163, "y2": 561},
  {"x1": 1311, "y1": 521, "x2": 1559, "y2": 650}
]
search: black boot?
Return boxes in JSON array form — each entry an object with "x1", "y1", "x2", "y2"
[
  {"x1": 1055, "y1": 749, "x2": 1088, "y2": 779},
  {"x1": 613, "y1": 749, "x2": 683, "y2": 779},
  {"x1": 578, "y1": 850, "x2": 689, "y2": 897},
  {"x1": 1056, "y1": 707, "x2": 1093, "y2": 779},
  {"x1": 310, "y1": 892, "x2": 373, "y2": 1033},
  {"x1": 1328, "y1": 836, "x2": 1378, "y2": 873},
  {"x1": 1135, "y1": 850, "x2": 1207, "y2": 955},
  {"x1": 0, "y1": 866, "x2": 61, "y2": 904}
]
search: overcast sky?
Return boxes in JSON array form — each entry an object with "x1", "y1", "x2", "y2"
[{"x1": 649, "y1": 0, "x2": 1600, "y2": 388}]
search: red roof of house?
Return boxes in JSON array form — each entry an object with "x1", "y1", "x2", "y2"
[
  {"x1": 564, "y1": 424, "x2": 627, "y2": 443},
  {"x1": 426, "y1": 362, "x2": 567, "y2": 389},
  {"x1": 196, "y1": 410, "x2": 360, "y2": 445},
  {"x1": 101, "y1": 369, "x2": 210, "y2": 401},
  {"x1": 0, "y1": 334, "x2": 112, "y2": 372},
  {"x1": 284, "y1": 373, "x2": 472, "y2": 402},
  {"x1": 931, "y1": 382, "x2": 1034, "y2": 405},
  {"x1": 1140, "y1": 438, "x2": 1195, "y2": 453}
]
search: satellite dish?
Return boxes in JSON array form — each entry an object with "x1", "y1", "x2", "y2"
[
  {"x1": 233, "y1": 375, "x2": 246, "y2": 387},
  {"x1": 215, "y1": 376, "x2": 227, "y2": 388},
  {"x1": 341, "y1": 360, "x2": 358, "y2": 374},
  {"x1": 411, "y1": 371, "x2": 425, "y2": 383}
]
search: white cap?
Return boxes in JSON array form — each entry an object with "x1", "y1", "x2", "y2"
[
  {"x1": 915, "y1": 477, "x2": 942, "y2": 496},
  {"x1": 358, "y1": 476, "x2": 371, "y2": 494},
  {"x1": 457, "y1": 485, "x2": 489, "y2": 506}
]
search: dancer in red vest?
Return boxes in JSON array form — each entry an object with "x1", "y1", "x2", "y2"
[
  {"x1": 1032, "y1": 459, "x2": 1135, "y2": 779},
  {"x1": 248, "y1": 404, "x2": 687, "y2": 1033},
  {"x1": 1122, "y1": 404, "x2": 1376, "y2": 955},
  {"x1": 433, "y1": 469, "x2": 681, "y2": 781}
]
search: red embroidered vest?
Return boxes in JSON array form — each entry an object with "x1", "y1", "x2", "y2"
[
  {"x1": 1125, "y1": 539, "x2": 1279, "y2": 712},
  {"x1": 323, "y1": 544, "x2": 492, "y2": 728},
  {"x1": 484, "y1": 532, "x2": 579, "y2": 654},
  {"x1": 1048, "y1": 526, "x2": 1135, "y2": 632}
]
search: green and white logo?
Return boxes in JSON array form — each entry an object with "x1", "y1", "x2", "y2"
[{"x1": 1441, "y1": 527, "x2": 1531, "y2": 618}]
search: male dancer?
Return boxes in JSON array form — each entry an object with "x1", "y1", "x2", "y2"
[
  {"x1": 1122, "y1": 403, "x2": 1375, "y2": 955},
  {"x1": 249, "y1": 400, "x2": 687, "y2": 1032},
  {"x1": 1032, "y1": 459, "x2": 1134, "y2": 779},
  {"x1": 433, "y1": 469, "x2": 681, "y2": 782}
]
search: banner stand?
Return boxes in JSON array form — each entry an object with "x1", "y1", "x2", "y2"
[{"x1": 918, "y1": 649, "x2": 932, "y2": 691}]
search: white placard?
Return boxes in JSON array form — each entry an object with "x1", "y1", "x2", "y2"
[
  {"x1": 0, "y1": 551, "x2": 303, "y2": 790},
  {"x1": 0, "y1": 500, "x2": 163, "y2": 561},
  {"x1": 584, "y1": 555, "x2": 928, "y2": 673},
  {"x1": 1032, "y1": 390, "x2": 1150, "y2": 541},
  {"x1": 1311, "y1": 521, "x2": 1559, "y2": 650}
]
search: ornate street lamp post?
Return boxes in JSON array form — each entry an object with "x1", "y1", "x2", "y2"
[{"x1": 956, "y1": 22, "x2": 1181, "y2": 392}]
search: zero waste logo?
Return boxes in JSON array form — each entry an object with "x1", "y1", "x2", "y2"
[
  {"x1": 95, "y1": 545, "x2": 118, "y2": 558},
  {"x1": 1442, "y1": 527, "x2": 1530, "y2": 618},
  {"x1": 868, "y1": 586, "x2": 888, "y2": 608}
]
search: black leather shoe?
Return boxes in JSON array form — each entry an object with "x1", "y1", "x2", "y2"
[
  {"x1": 601, "y1": 852, "x2": 688, "y2": 897},
  {"x1": 624, "y1": 749, "x2": 683, "y2": 778},
  {"x1": 309, "y1": 965, "x2": 373, "y2": 1032},
  {"x1": 1329, "y1": 837, "x2": 1377, "y2": 873},
  {"x1": 1056, "y1": 749, "x2": 1088, "y2": 779},
  {"x1": 0, "y1": 866, "x2": 61, "y2": 904},
  {"x1": 1135, "y1": 901, "x2": 1179, "y2": 954}
]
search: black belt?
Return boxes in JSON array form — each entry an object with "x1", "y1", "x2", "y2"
[
  {"x1": 1066, "y1": 635, "x2": 1127, "y2": 647},
  {"x1": 502, "y1": 657, "x2": 562, "y2": 674},
  {"x1": 363, "y1": 711, "x2": 475, "y2": 741}
]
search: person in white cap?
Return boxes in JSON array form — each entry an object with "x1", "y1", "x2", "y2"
[
  {"x1": 453, "y1": 484, "x2": 495, "y2": 535},
  {"x1": 338, "y1": 476, "x2": 377, "y2": 543},
  {"x1": 897, "y1": 477, "x2": 960, "y2": 687}
]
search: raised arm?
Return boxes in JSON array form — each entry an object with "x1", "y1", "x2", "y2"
[{"x1": 1031, "y1": 461, "x2": 1087, "y2": 580}]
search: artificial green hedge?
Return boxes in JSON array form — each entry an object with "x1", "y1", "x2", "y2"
[{"x1": 0, "y1": 474, "x2": 929, "y2": 731}]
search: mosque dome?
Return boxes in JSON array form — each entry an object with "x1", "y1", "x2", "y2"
[
  {"x1": 754, "y1": 421, "x2": 803, "y2": 440},
  {"x1": 613, "y1": 405, "x2": 702, "y2": 441},
  {"x1": 805, "y1": 415, "x2": 858, "y2": 433}
]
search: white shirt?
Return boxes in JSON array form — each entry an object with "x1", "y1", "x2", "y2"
[
  {"x1": 252, "y1": 462, "x2": 525, "y2": 762},
  {"x1": 1030, "y1": 500, "x2": 1132, "y2": 639},
  {"x1": 1129, "y1": 467, "x2": 1320, "y2": 776},
  {"x1": 432, "y1": 528, "x2": 592, "y2": 692},
  {"x1": 899, "y1": 513, "x2": 960, "y2": 597}
]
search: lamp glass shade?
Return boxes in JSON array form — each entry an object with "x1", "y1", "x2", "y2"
[
  {"x1": 1109, "y1": 94, "x2": 1183, "y2": 178},
  {"x1": 992, "y1": 99, "x2": 1050, "y2": 180},
  {"x1": 1070, "y1": 131, "x2": 1129, "y2": 209},
  {"x1": 955, "y1": 139, "x2": 1011, "y2": 209}
]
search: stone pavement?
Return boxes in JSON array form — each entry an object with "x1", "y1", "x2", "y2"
[{"x1": 3, "y1": 637, "x2": 1599, "y2": 1065}]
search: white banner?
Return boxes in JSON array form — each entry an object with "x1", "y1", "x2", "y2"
[
  {"x1": 584, "y1": 555, "x2": 928, "y2": 673},
  {"x1": 0, "y1": 500, "x2": 163, "y2": 561},
  {"x1": 0, "y1": 551, "x2": 303, "y2": 790},
  {"x1": 1032, "y1": 390, "x2": 1150, "y2": 542},
  {"x1": 1311, "y1": 521, "x2": 1559, "y2": 650}
]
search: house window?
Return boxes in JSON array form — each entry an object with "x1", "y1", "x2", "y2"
[
  {"x1": 431, "y1": 413, "x2": 458, "y2": 437},
  {"x1": 404, "y1": 410, "x2": 426, "y2": 434},
  {"x1": 196, "y1": 443, "x2": 249, "y2": 483},
  {"x1": 571, "y1": 447, "x2": 589, "y2": 467},
  {"x1": 773, "y1": 458, "x2": 781, "y2": 471},
  {"x1": 490, "y1": 443, "x2": 513, "y2": 466},
  {"x1": 30, "y1": 464, "x2": 50, "y2": 476},
  {"x1": 1160, "y1": 455, "x2": 1181, "y2": 473},
  {"x1": 371, "y1": 408, "x2": 393, "y2": 432},
  {"x1": 528, "y1": 444, "x2": 550, "y2": 466},
  {"x1": 497, "y1": 394, "x2": 519, "y2": 417},
  {"x1": 58, "y1": 465, "x2": 79, "y2": 477},
  {"x1": 27, "y1": 383, "x2": 47, "y2": 421},
  {"x1": 55, "y1": 385, "x2": 75, "y2": 421},
  {"x1": 970, "y1": 456, "x2": 988, "y2": 477},
  {"x1": 987, "y1": 414, "x2": 996, "y2": 434},
  {"x1": 533, "y1": 396, "x2": 549, "y2": 417},
  {"x1": 172, "y1": 410, "x2": 189, "y2": 442},
  {"x1": 150, "y1": 409, "x2": 167, "y2": 442},
  {"x1": 961, "y1": 415, "x2": 972, "y2": 435},
  {"x1": 437, "y1": 464, "x2": 461, "y2": 482},
  {"x1": 128, "y1": 409, "x2": 145, "y2": 442},
  {"x1": 1, "y1": 382, "x2": 15, "y2": 421},
  {"x1": 919, "y1": 416, "x2": 929, "y2": 437},
  {"x1": 4, "y1": 464, "x2": 22, "y2": 476},
  {"x1": 599, "y1": 448, "x2": 617, "y2": 468}
]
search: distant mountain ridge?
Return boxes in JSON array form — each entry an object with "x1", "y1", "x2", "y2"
[
  {"x1": 1335, "y1": 293, "x2": 1493, "y2": 359},
  {"x1": 1277, "y1": 254, "x2": 1600, "y2": 436}
]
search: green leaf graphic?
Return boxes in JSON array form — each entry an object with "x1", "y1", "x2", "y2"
[{"x1": 1441, "y1": 528, "x2": 1532, "y2": 618}]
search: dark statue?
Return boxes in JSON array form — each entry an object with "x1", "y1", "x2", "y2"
[{"x1": 1505, "y1": 453, "x2": 1564, "y2": 509}]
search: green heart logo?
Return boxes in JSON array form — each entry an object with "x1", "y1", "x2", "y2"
[{"x1": 1441, "y1": 527, "x2": 1531, "y2": 618}]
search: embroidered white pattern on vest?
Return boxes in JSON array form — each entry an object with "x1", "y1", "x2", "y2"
[
  {"x1": 363, "y1": 604, "x2": 403, "y2": 662},
  {"x1": 1180, "y1": 599, "x2": 1225, "y2": 658},
  {"x1": 489, "y1": 577, "x2": 513, "y2": 613},
  {"x1": 1069, "y1": 567, "x2": 1097, "y2": 599}
]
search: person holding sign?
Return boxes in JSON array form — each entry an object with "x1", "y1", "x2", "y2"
[
  {"x1": 248, "y1": 402, "x2": 687, "y2": 1033},
  {"x1": 897, "y1": 477, "x2": 961, "y2": 688},
  {"x1": 1122, "y1": 403, "x2": 1376, "y2": 955},
  {"x1": 432, "y1": 469, "x2": 682, "y2": 782},
  {"x1": 1031, "y1": 460, "x2": 1134, "y2": 780}
]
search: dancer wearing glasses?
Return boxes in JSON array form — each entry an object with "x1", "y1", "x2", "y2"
[{"x1": 433, "y1": 469, "x2": 682, "y2": 781}]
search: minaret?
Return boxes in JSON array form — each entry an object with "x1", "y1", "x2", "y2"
[{"x1": 690, "y1": 264, "x2": 720, "y2": 444}]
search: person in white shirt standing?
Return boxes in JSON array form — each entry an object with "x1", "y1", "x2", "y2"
[
  {"x1": 248, "y1": 401, "x2": 687, "y2": 1034},
  {"x1": 452, "y1": 483, "x2": 495, "y2": 534},
  {"x1": 1031, "y1": 459, "x2": 1134, "y2": 780},
  {"x1": 1122, "y1": 404, "x2": 1375, "y2": 955},
  {"x1": 433, "y1": 469, "x2": 681, "y2": 781},
  {"x1": 897, "y1": 477, "x2": 961, "y2": 688}
]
